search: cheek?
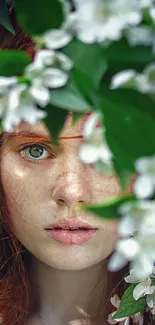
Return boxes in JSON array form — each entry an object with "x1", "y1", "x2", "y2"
[{"x1": 100, "y1": 219, "x2": 119, "y2": 252}]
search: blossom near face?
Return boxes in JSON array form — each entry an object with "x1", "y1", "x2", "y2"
[{"x1": 1, "y1": 113, "x2": 120, "y2": 270}]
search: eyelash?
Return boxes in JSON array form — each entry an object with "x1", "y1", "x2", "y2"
[{"x1": 19, "y1": 143, "x2": 56, "y2": 163}]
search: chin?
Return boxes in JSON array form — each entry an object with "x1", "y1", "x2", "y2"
[{"x1": 34, "y1": 247, "x2": 111, "y2": 271}]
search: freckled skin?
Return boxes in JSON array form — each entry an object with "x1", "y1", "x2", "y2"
[{"x1": 1, "y1": 114, "x2": 121, "y2": 271}]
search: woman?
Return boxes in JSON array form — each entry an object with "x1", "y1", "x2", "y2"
[{"x1": 0, "y1": 8, "x2": 138, "y2": 325}]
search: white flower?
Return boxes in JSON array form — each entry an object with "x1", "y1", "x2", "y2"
[
  {"x1": 125, "y1": 269, "x2": 155, "y2": 300},
  {"x1": 133, "y1": 156, "x2": 155, "y2": 198},
  {"x1": 1, "y1": 84, "x2": 47, "y2": 132},
  {"x1": 70, "y1": 0, "x2": 143, "y2": 44},
  {"x1": 126, "y1": 26, "x2": 155, "y2": 47},
  {"x1": 111, "y1": 70, "x2": 137, "y2": 89},
  {"x1": 79, "y1": 112, "x2": 113, "y2": 175},
  {"x1": 24, "y1": 49, "x2": 72, "y2": 106},
  {"x1": 108, "y1": 294, "x2": 143, "y2": 325}
]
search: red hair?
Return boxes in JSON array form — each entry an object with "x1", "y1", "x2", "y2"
[{"x1": 0, "y1": 6, "x2": 152, "y2": 325}]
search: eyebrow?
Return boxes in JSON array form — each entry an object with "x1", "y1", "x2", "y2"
[{"x1": 4, "y1": 130, "x2": 84, "y2": 143}]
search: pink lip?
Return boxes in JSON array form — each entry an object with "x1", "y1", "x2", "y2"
[{"x1": 45, "y1": 219, "x2": 97, "y2": 245}]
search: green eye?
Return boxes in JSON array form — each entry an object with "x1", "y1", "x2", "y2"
[
  {"x1": 28, "y1": 144, "x2": 46, "y2": 159},
  {"x1": 20, "y1": 143, "x2": 54, "y2": 161}
]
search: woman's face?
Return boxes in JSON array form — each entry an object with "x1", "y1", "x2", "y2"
[{"x1": 1, "y1": 112, "x2": 121, "y2": 270}]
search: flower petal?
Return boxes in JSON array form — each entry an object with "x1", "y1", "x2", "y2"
[
  {"x1": 34, "y1": 49, "x2": 56, "y2": 67},
  {"x1": 107, "y1": 312, "x2": 118, "y2": 324},
  {"x1": 146, "y1": 291, "x2": 155, "y2": 308},
  {"x1": 110, "y1": 295, "x2": 120, "y2": 309},
  {"x1": 43, "y1": 29, "x2": 72, "y2": 50},
  {"x1": 56, "y1": 52, "x2": 73, "y2": 71},
  {"x1": 99, "y1": 143, "x2": 113, "y2": 162},
  {"x1": 132, "y1": 254, "x2": 154, "y2": 279},
  {"x1": 29, "y1": 85, "x2": 50, "y2": 107},
  {"x1": 111, "y1": 70, "x2": 136, "y2": 89},
  {"x1": 116, "y1": 238, "x2": 140, "y2": 259},
  {"x1": 43, "y1": 68, "x2": 68, "y2": 88},
  {"x1": 133, "y1": 283, "x2": 145, "y2": 300},
  {"x1": 79, "y1": 143, "x2": 99, "y2": 163},
  {"x1": 108, "y1": 251, "x2": 128, "y2": 272},
  {"x1": 21, "y1": 105, "x2": 47, "y2": 124},
  {"x1": 118, "y1": 215, "x2": 135, "y2": 237},
  {"x1": 133, "y1": 175, "x2": 154, "y2": 198},
  {"x1": 83, "y1": 112, "x2": 101, "y2": 139},
  {"x1": 0, "y1": 76, "x2": 17, "y2": 92},
  {"x1": 135, "y1": 156, "x2": 155, "y2": 173}
]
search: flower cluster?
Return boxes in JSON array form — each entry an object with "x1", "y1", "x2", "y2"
[
  {"x1": 42, "y1": 0, "x2": 155, "y2": 45},
  {"x1": 0, "y1": 49, "x2": 73, "y2": 132}
]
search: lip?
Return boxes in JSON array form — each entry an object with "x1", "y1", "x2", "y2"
[{"x1": 45, "y1": 219, "x2": 98, "y2": 245}]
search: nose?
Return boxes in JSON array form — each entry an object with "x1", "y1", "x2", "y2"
[{"x1": 52, "y1": 172, "x2": 91, "y2": 208}]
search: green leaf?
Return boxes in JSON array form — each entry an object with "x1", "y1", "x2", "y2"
[
  {"x1": 0, "y1": 0, "x2": 15, "y2": 34},
  {"x1": 51, "y1": 79, "x2": 92, "y2": 112},
  {"x1": 72, "y1": 67, "x2": 95, "y2": 104},
  {"x1": 112, "y1": 284, "x2": 146, "y2": 319},
  {"x1": 14, "y1": 0, "x2": 64, "y2": 35},
  {"x1": 64, "y1": 40, "x2": 108, "y2": 88},
  {"x1": 0, "y1": 50, "x2": 31, "y2": 76},
  {"x1": 44, "y1": 104, "x2": 68, "y2": 146},
  {"x1": 78, "y1": 195, "x2": 136, "y2": 220},
  {"x1": 101, "y1": 39, "x2": 155, "y2": 73},
  {"x1": 93, "y1": 87, "x2": 155, "y2": 188}
]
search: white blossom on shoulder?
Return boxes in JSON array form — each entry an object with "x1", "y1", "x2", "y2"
[
  {"x1": 79, "y1": 112, "x2": 114, "y2": 175},
  {"x1": 133, "y1": 156, "x2": 155, "y2": 198},
  {"x1": 1, "y1": 84, "x2": 47, "y2": 132},
  {"x1": 125, "y1": 269, "x2": 155, "y2": 301}
]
